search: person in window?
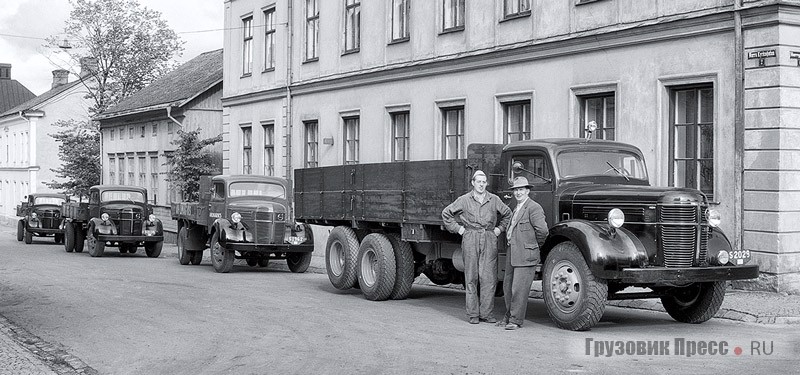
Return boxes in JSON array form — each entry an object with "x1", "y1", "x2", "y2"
[
  {"x1": 498, "y1": 176, "x2": 548, "y2": 330},
  {"x1": 442, "y1": 170, "x2": 512, "y2": 324}
]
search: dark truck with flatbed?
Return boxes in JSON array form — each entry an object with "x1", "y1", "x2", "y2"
[
  {"x1": 16, "y1": 193, "x2": 68, "y2": 244},
  {"x1": 61, "y1": 185, "x2": 164, "y2": 257},
  {"x1": 170, "y1": 175, "x2": 314, "y2": 273},
  {"x1": 294, "y1": 136, "x2": 759, "y2": 331}
]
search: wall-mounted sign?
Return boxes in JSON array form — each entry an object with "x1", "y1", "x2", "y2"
[{"x1": 747, "y1": 50, "x2": 776, "y2": 59}]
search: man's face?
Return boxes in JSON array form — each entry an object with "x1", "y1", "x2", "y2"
[
  {"x1": 472, "y1": 176, "x2": 487, "y2": 194},
  {"x1": 513, "y1": 187, "x2": 529, "y2": 202}
]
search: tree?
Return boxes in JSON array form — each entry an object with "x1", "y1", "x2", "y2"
[
  {"x1": 166, "y1": 130, "x2": 223, "y2": 202},
  {"x1": 45, "y1": 119, "x2": 101, "y2": 197}
]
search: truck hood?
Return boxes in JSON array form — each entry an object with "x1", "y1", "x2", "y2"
[
  {"x1": 562, "y1": 184, "x2": 708, "y2": 205},
  {"x1": 227, "y1": 198, "x2": 289, "y2": 213}
]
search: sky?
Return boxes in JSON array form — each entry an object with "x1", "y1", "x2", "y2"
[{"x1": 0, "y1": 0, "x2": 224, "y2": 95}]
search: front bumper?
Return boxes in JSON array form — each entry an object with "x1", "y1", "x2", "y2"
[
  {"x1": 97, "y1": 235, "x2": 164, "y2": 243},
  {"x1": 26, "y1": 228, "x2": 63, "y2": 235},
  {"x1": 225, "y1": 242, "x2": 314, "y2": 253},
  {"x1": 616, "y1": 264, "x2": 759, "y2": 284}
]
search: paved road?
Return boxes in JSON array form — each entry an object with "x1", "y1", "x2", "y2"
[{"x1": 0, "y1": 231, "x2": 798, "y2": 374}]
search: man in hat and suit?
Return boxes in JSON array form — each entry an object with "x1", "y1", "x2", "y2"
[
  {"x1": 499, "y1": 176, "x2": 549, "y2": 330},
  {"x1": 442, "y1": 170, "x2": 512, "y2": 324}
]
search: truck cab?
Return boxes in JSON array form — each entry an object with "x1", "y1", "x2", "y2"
[{"x1": 16, "y1": 193, "x2": 67, "y2": 244}]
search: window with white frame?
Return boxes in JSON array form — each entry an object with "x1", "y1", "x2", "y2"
[
  {"x1": 242, "y1": 16, "x2": 253, "y2": 75},
  {"x1": 129, "y1": 126, "x2": 133, "y2": 139},
  {"x1": 503, "y1": 0, "x2": 530, "y2": 19},
  {"x1": 109, "y1": 157, "x2": 116, "y2": 184},
  {"x1": 263, "y1": 123, "x2": 274, "y2": 176},
  {"x1": 391, "y1": 112, "x2": 410, "y2": 161},
  {"x1": 306, "y1": 0, "x2": 319, "y2": 61},
  {"x1": 391, "y1": 0, "x2": 410, "y2": 42},
  {"x1": 138, "y1": 155, "x2": 146, "y2": 187},
  {"x1": 304, "y1": 121, "x2": 318, "y2": 168},
  {"x1": 150, "y1": 154, "x2": 159, "y2": 204},
  {"x1": 110, "y1": 129, "x2": 115, "y2": 141},
  {"x1": 442, "y1": 0, "x2": 465, "y2": 32},
  {"x1": 442, "y1": 106, "x2": 464, "y2": 159},
  {"x1": 343, "y1": 117, "x2": 359, "y2": 165},
  {"x1": 152, "y1": 123, "x2": 157, "y2": 136},
  {"x1": 264, "y1": 8, "x2": 276, "y2": 70},
  {"x1": 345, "y1": 0, "x2": 361, "y2": 53},
  {"x1": 127, "y1": 155, "x2": 134, "y2": 184},
  {"x1": 579, "y1": 93, "x2": 615, "y2": 140},
  {"x1": 670, "y1": 85, "x2": 714, "y2": 199},
  {"x1": 504, "y1": 101, "x2": 531, "y2": 143},
  {"x1": 118, "y1": 153, "x2": 126, "y2": 185},
  {"x1": 242, "y1": 126, "x2": 252, "y2": 174}
]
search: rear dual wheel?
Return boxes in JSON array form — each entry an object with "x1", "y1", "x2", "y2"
[
  {"x1": 177, "y1": 227, "x2": 191, "y2": 265},
  {"x1": 16, "y1": 221, "x2": 24, "y2": 242},
  {"x1": 326, "y1": 226, "x2": 360, "y2": 289},
  {"x1": 64, "y1": 223, "x2": 75, "y2": 252},
  {"x1": 357, "y1": 233, "x2": 396, "y2": 301}
]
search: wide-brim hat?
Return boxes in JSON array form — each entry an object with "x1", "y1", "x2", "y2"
[{"x1": 510, "y1": 176, "x2": 533, "y2": 189}]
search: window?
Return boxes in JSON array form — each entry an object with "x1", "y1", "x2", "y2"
[
  {"x1": 344, "y1": 0, "x2": 361, "y2": 53},
  {"x1": 264, "y1": 8, "x2": 276, "y2": 70},
  {"x1": 504, "y1": 101, "x2": 531, "y2": 143},
  {"x1": 442, "y1": 0, "x2": 465, "y2": 32},
  {"x1": 670, "y1": 86, "x2": 714, "y2": 199},
  {"x1": 305, "y1": 0, "x2": 320, "y2": 60},
  {"x1": 304, "y1": 121, "x2": 319, "y2": 168},
  {"x1": 140, "y1": 126, "x2": 145, "y2": 138},
  {"x1": 343, "y1": 117, "x2": 359, "y2": 164},
  {"x1": 442, "y1": 107, "x2": 464, "y2": 159},
  {"x1": 580, "y1": 94, "x2": 615, "y2": 140},
  {"x1": 263, "y1": 123, "x2": 274, "y2": 176},
  {"x1": 110, "y1": 129, "x2": 115, "y2": 141},
  {"x1": 109, "y1": 157, "x2": 116, "y2": 184},
  {"x1": 127, "y1": 156, "x2": 134, "y2": 184},
  {"x1": 242, "y1": 16, "x2": 253, "y2": 75},
  {"x1": 503, "y1": 0, "x2": 531, "y2": 19},
  {"x1": 118, "y1": 154, "x2": 125, "y2": 185},
  {"x1": 129, "y1": 126, "x2": 133, "y2": 139},
  {"x1": 391, "y1": 0, "x2": 410, "y2": 42},
  {"x1": 138, "y1": 156, "x2": 146, "y2": 187},
  {"x1": 168, "y1": 122, "x2": 173, "y2": 134},
  {"x1": 150, "y1": 154, "x2": 159, "y2": 204},
  {"x1": 242, "y1": 126, "x2": 252, "y2": 174},
  {"x1": 392, "y1": 112, "x2": 410, "y2": 161},
  {"x1": 152, "y1": 123, "x2": 157, "y2": 136}
]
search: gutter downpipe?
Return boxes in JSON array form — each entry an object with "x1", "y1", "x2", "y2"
[
  {"x1": 166, "y1": 106, "x2": 182, "y2": 128},
  {"x1": 285, "y1": 0, "x2": 294, "y2": 208},
  {"x1": 15, "y1": 111, "x2": 35, "y2": 194},
  {"x1": 733, "y1": 0, "x2": 745, "y2": 253}
]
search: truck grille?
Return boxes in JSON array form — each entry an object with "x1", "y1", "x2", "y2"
[
  {"x1": 239, "y1": 211, "x2": 286, "y2": 244},
  {"x1": 659, "y1": 205, "x2": 707, "y2": 267},
  {"x1": 35, "y1": 209, "x2": 61, "y2": 229},
  {"x1": 115, "y1": 208, "x2": 143, "y2": 236}
]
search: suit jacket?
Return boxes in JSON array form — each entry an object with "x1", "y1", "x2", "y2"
[{"x1": 506, "y1": 199, "x2": 549, "y2": 267}]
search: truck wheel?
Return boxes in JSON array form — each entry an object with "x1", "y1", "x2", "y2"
[
  {"x1": 542, "y1": 241, "x2": 607, "y2": 331},
  {"x1": 145, "y1": 241, "x2": 163, "y2": 258},
  {"x1": 190, "y1": 251, "x2": 203, "y2": 265},
  {"x1": 357, "y1": 233, "x2": 397, "y2": 301},
  {"x1": 210, "y1": 231, "x2": 234, "y2": 273},
  {"x1": 661, "y1": 281, "x2": 726, "y2": 324},
  {"x1": 126, "y1": 244, "x2": 137, "y2": 254},
  {"x1": 246, "y1": 258, "x2": 259, "y2": 267},
  {"x1": 287, "y1": 252, "x2": 312, "y2": 273},
  {"x1": 177, "y1": 227, "x2": 191, "y2": 265},
  {"x1": 74, "y1": 227, "x2": 85, "y2": 253},
  {"x1": 17, "y1": 220, "x2": 24, "y2": 242},
  {"x1": 64, "y1": 223, "x2": 75, "y2": 253},
  {"x1": 24, "y1": 227, "x2": 32, "y2": 244},
  {"x1": 87, "y1": 229, "x2": 105, "y2": 258},
  {"x1": 386, "y1": 234, "x2": 414, "y2": 300},
  {"x1": 325, "y1": 226, "x2": 360, "y2": 290}
]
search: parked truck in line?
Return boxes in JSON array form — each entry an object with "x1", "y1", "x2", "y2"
[
  {"x1": 61, "y1": 185, "x2": 164, "y2": 257},
  {"x1": 170, "y1": 175, "x2": 314, "y2": 273},
  {"x1": 16, "y1": 193, "x2": 67, "y2": 245},
  {"x1": 293, "y1": 133, "x2": 759, "y2": 331}
]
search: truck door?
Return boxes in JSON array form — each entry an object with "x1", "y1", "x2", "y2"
[
  {"x1": 502, "y1": 152, "x2": 556, "y2": 228},
  {"x1": 89, "y1": 190, "x2": 101, "y2": 218},
  {"x1": 209, "y1": 181, "x2": 226, "y2": 224}
]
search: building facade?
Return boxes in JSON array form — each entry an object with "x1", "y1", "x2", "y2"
[
  {"x1": 0, "y1": 69, "x2": 93, "y2": 222},
  {"x1": 96, "y1": 50, "x2": 224, "y2": 234},
  {"x1": 221, "y1": 0, "x2": 800, "y2": 293}
]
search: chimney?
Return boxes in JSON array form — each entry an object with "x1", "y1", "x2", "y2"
[
  {"x1": 79, "y1": 57, "x2": 98, "y2": 77},
  {"x1": 52, "y1": 69, "x2": 69, "y2": 89},
  {"x1": 0, "y1": 63, "x2": 10, "y2": 80}
]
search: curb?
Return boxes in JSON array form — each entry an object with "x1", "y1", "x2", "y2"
[{"x1": 0, "y1": 315, "x2": 98, "y2": 375}]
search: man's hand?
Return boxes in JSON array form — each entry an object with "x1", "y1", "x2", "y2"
[
  {"x1": 493, "y1": 227, "x2": 501, "y2": 236},
  {"x1": 458, "y1": 227, "x2": 465, "y2": 235}
]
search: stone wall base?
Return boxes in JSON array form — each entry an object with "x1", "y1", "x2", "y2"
[{"x1": 732, "y1": 272, "x2": 800, "y2": 295}]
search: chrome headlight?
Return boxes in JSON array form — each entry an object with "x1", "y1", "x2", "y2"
[
  {"x1": 706, "y1": 209, "x2": 721, "y2": 228},
  {"x1": 607, "y1": 208, "x2": 625, "y2": 228},
  {"x1": 716, "y1": 250, "x2": 730, "y2": 265},
  {"x1": 31, "y1": 212, "x2": 37, "y2": 219},
  {"x1": 101, "y1": 213, "x2": 109, "y2": 221},
  {"x1": 231, "y1": 212, "x2": 242, "y2": 224},
  {"x1": 149, "y1": 214, "x2": 156, "y2": 222}
]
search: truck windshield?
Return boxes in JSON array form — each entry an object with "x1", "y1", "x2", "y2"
[
  {"x1": 101, "y1": 191, "x2": 146, "y2": 203},
  {"x1": 34, "y1": 197, "x2": 65, "y2": 206},
  {"x1": 229, "y1": 182, "x2": 286, "y2": 198},
  {"x1": 557, "y1": 150, "x2": 647, "y2": 180}
]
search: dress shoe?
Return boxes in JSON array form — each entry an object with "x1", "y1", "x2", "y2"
[
  {"x1": 480, "y1": 317, "x2": 497, "y2": 324},
  {"x1": 469, "y1": 317, "x2": 480, "y2": 324},
  {"x1": 505, "y1": 323, "x2": 520, "y2": 330},
  {"x1": 496, "y1": 318, "x2": 509, "y2": 327}
]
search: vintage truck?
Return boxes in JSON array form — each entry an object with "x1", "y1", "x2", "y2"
[
  {"x1": 16, "y1": 193, "x2": 68, "y2": 244},
  {"x1": 170, "y1": 175, "x2": 314, "y2": 273},
  {"x1": 61, "y1": 185, "x2": 164, "y2": 258},
  {"x1": 293, "y1": 133, "x2": 759, "y2": 331}
]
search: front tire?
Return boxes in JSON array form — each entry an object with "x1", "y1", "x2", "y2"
[
  {"x1": 287, "y1": 252, "x2": 312, "y2": 273},
  {"x1": 661, "y1": 281, "x2": 726, "y2": 324},
  {"x1": 210, "y1": 231, "x2": 234, "y2": 273},
  {"x1": 177, "y1": 227, "x2": 190, "y2": 265},
  {"x1": 356, "y1": 233, "x2": 397, "y2": 301},
  {"x1": 16, "y1": 220, "x2": 24, "y2": 242},
  {"x1": 64, "y1": 223, "x2": 75, "y2": 252},
  {"x1": 24, "y1": 227, "x2": 32, "y2": 244},
  {"x1": 87, "y1": 229, "x2": 105, "y2": 258},
  {"x1": 325, "y1": 226, "x2": 360, "y2": 290},
  {"x1": 145, "y1": 241, "x2": 163, "y2": 258},
  {"x1": 542, "y1": 242, "x2": 608, "y2": 331}
]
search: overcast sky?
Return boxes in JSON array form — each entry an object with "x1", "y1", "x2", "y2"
[{"x1": 0, "y1": 0, "x2": 223, "y2": 95}]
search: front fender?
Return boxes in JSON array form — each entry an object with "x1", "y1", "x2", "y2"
[
  {"x1": 143, "y1": 218, "x2": 163, "y2": 237},
  {"x1": 213, "y1": 218, "x2": 250, "y2": 244},
  {"x1": 89, "y1": 217, "x2": 117, "y2": 235},
  {"x1": 543, "y1": 220, "x2": 649, "y2": 279},
  {"x1": 706, "y1": 228, "x2": 742, "y2": 263}
]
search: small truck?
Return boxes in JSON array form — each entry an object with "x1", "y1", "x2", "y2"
[
  {"x1": 293, "y1": 133, "x2": 759, "y2": 331},
  {"x1": 61, "y1": 185, "x2": 164, "y2": 257},
  {"x1": 170, "y1": 175, "x2": 314, "y2": 273},
  {"x1": 16, "y1": 193, "x2": 67, "y2": 244}
]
